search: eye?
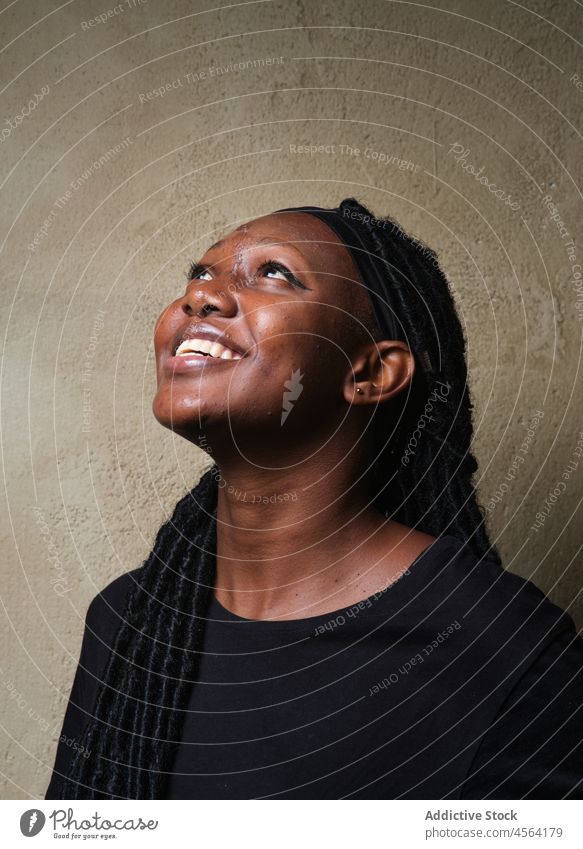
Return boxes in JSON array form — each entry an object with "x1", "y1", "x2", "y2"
[
  {"x1": 263, "y1": 262, "x2": 289, "y2": 281},
  {"x1": 187, "y1": 262, "x2": 212, "y2": 281},
  {"x1": 258, "y1": 261, "x2": 307, "y2": 289}
]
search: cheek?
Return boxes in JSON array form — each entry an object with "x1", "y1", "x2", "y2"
[
  {"x1": 253, "y1": 328, "x2": 349, "y2": 405},
  {"x1": 254, "y1": 303, "x2": 350, "y2": 375},
  {"x1": 252, "y1": 301, "x2": 343, "y2": 355},
  {"x1": 153, "y1": 301, "x2": 182, "y2": 350}
]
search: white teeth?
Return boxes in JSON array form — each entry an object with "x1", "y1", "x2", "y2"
[{"x1": 175, "y1": 337, "x2": 242, "y2": 359}]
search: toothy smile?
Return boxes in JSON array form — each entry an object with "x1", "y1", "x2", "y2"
[{"x1": 175, "y1": 338, "x2": 243, "y2": 360}]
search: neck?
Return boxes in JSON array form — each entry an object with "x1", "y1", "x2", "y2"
[{"x1": 208, "y1": 445, "x2": 402, "y2": 620}]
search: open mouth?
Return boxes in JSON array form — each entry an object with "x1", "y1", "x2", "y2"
[{"x1": 174, "y1": 338, "x2": 243, "y2": 360}]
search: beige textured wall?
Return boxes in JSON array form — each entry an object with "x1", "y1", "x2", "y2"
[{"x1": 1, "y1": 0, "x2": 582, "y2": 800}]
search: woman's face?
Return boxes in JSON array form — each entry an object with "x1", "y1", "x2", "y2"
[{"x1": 152, "y1": 211, "x2": 382, "y2": 459}]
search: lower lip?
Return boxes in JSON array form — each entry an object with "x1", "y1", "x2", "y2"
[{"x1": 165, "y1": 353, "x2": 244, "y2": 373}]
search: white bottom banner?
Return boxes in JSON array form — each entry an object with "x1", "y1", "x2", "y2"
[{"x1": 0, "y1": 800, "x2": 581, "y2": 848}]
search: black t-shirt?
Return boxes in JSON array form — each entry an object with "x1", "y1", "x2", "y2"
[{"x1": 46, "y1": 534, "x2": 583, "y2": 799}]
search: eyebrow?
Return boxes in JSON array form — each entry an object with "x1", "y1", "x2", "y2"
[{"x1": 206, "y1": 238, "x2": 225, "y2": 252}]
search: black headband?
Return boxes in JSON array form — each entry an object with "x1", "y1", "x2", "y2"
[{"x1": 275, "y1": 204, "x2": 405, "y2": 343}]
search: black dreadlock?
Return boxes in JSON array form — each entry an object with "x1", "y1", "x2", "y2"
[
  {"x1": 58, "y1": 469, "x2": 218, "y2": 799},
  {"x1": 336, "y1": 198, "x2": 496, "y2": 562},
  {"x1": 58, "y1": 197, "x2": 498, "y2": 799}
]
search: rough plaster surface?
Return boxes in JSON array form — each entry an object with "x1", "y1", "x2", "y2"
[{"x1": 1, "y1": 0, "x2": 582, "y2": 800}]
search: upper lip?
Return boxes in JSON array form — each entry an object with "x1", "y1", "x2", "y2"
[{"x1": 172, "y1": 322, "x2": 247, "y2": 357}]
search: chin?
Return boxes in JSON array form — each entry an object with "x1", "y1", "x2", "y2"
[{"x1": 152, "y1": 390, "x2": 204, "y2": 434}]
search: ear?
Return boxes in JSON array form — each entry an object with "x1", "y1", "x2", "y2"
[{"x1": 342, "y1": 340, "x2": 416, "y2": 406}]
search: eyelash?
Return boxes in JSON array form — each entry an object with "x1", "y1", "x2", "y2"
[{"x1": 186, "y1": 260, "x2": 307, "y2": 289}]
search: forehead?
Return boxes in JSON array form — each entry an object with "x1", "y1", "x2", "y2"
[{"x1": 204, "y1": 212, "x2": 359, "y2": 278}]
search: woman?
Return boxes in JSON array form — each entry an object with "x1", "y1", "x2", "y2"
[{"x1": 46, "y1": 198, "x2": 583, "y2": 799}]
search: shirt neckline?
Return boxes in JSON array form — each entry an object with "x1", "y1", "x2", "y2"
[{"x1": 206, "y1": 533, "x2": 461, "y2": 632}]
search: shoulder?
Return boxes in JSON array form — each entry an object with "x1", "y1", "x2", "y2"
[
  {"x1": 437, "y1": 535, "x2": 580, "y2": 672},
  {"x1": 86, "y1": 567, "x2": 141, "y2": 615},
  {"x1": 44, "y1": 569, "x2": 143, "y2": 800},
  {"x1": 83, "y1": 567, "x2": 143, "y2": 656},
  {"x1": 453, "y1": 550, "x2": 583, "y2": 797}
]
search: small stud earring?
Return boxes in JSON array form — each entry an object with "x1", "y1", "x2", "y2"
[{"x1": 356, "y1": 387, "x2": 363, "y2": 394}]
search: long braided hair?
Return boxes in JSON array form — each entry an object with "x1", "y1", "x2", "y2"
[{"x1": 58, "y1": 197, "x2": 498, "y2": 798}]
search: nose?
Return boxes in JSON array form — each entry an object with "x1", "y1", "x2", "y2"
[{"x1": 181, "y1": 276, "x2": 238, "y2": 319}]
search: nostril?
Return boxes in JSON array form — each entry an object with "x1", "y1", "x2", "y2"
[{"x1": 201, "y1": 303, "x2": 218, "y2": 316}]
